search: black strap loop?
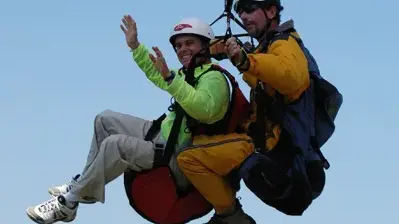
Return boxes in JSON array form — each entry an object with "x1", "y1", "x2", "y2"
[{"x1": 210, "y1": 0, "x2": 254, "y2": 51}]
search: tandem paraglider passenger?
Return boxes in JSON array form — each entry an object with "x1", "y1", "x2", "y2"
[{"x1": 25, "y1": 14, "x2": 238, "y2": 224}]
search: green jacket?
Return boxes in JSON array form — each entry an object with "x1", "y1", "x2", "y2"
[{"x1": 132, "y1": 43, "x2": 230, "y2": 147}]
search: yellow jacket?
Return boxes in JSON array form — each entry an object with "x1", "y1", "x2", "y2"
[{"x1": 241, "y1": 21, "x2": 310, "y2": 151}]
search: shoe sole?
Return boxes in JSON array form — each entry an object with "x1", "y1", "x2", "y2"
[
  {"x1": 26, "y1": 206, "x2": 77, "y2": 224},
  {"x1": 26, "y1": 208, "x2": 45, "y2": 224}
]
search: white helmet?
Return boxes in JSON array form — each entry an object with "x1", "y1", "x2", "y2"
[{"x1": 169, "y1": 18, "x2": 215, "y2": 45}]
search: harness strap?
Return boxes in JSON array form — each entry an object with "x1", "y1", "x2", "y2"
[
  {"x1": 152, "y1": 52, "x2": 203, "y2": 167},
  {"x1": 209, "y1": 0, "x2": 254, "y2": 52},
  {"x1": 252, "y1": 30, "x2": 283, "y2": 152},
  {"x1": 155, "y1": 103, "x2": 185, "y2": 167},
  {"x1": 253, "y1": 84, "x2": 267, "y2": 152},
  {"x1": 144, "y1": 113, "x2": 167, "y2": 141}
]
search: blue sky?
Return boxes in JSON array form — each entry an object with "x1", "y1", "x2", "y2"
[{"x1": 1, "y1": 0, "x2": 398, "y2": 223}]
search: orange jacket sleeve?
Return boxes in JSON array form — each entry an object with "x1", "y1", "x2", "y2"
[
  {"x1": 242, "y1": 71, "x2": 258, "y2": 89},
  {"x1": 242, "y1": 35, "x2": 310, "y2": 100}
]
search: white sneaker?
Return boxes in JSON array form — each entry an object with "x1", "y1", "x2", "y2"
[
  {"x1": 48, "y1": 174, "x2": 96, "y2": 204},
  {"x1": 26, "y1": 195, "x2": 78, "y2": 224}
]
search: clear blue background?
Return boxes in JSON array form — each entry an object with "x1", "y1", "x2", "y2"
[{"x1": 1, "y1": 0, "x2": 398, "y2": 223}]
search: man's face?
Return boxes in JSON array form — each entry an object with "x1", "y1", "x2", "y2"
[
  {"x1": 174, "y1": 35, "x2": 204, "y2": 68},
  {"x1": 236, "y1": 3, "x2": 276, "y2": 38}
]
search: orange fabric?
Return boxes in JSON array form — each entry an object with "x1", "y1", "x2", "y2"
[
  {"x1": 240, "y1": 32, "x2": 310, "y2": 151},
  {"x1": 177, "y1": 133, "x2": 254, "y2": 214},
  {"x1": 243, "y1": 34, "x2": 310, "y2": 100},
  {"x1": 209, "y1": 39, "x2": 226, "y2": 56}
]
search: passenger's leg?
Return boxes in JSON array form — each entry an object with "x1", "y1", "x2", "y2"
[
  {"x1": 27, "y1": 134, "x2": 159, "y2": 224},
  {"x1": 69, "y1": 133, "x2": 157, "y2": 203},
  {"x1": 48, "y1": 109, "x2": 154, "y2": 199},
  {"x1": 26, "y1": 109, "x2": 162, "y2": 224},
  {"x1": 177, "y1": 133, "x2": 256, "y2": 223},
  {"x1": 82, "y1": 109, "x2": 154, "y2": 174}
]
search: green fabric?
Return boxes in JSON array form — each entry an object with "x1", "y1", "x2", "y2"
[{"x1": 132, "y1": 43, "x2": 230, "y2": 147}]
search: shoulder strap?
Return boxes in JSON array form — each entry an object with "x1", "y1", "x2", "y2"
[
  {"x1": 252, "y1": 31, "x2": 285, "y2": 151},
  {"x1": 162, "y1": 63, "x2": 248, "y2": 165},
  {"x1": 254, "y1": 83, "x2": 267, "y2": 152},
  {"x1": 144, "y1": 113, "x2": 167, "y2": 141},
  {"x1": 184, "y1": 64, "x2": 251, "y2": 137},
  {"x1": 154, "y1": 64, "x2": 199, "y2": 167},
  {"x1": 209, "y1": 64, "x2": 238, "y2": 86},
  {"x1": 159, "y1": 104, "x2": 184, "y2": 166},
  {"x1": 183, "y1": 64, "x2": 235, "y2": 132}
]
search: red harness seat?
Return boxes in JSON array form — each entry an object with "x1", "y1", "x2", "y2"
[{"x1": 123, "y1": 167, "x2": 213, "y2": 224}]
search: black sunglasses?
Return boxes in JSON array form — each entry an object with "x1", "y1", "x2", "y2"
[{"x1": 234, "y1": 3, "x2": 261, "y2": 15}]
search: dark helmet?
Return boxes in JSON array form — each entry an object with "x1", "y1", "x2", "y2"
[{"x1": 234, "y1": 0, "x2": 283, "y2": 14}]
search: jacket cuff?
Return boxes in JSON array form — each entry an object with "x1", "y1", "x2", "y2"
[{"x1": 165, "y1": 73, "x2": 183, "y2": 96}]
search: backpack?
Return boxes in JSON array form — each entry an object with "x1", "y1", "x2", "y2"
[
  {"x1": 290, "y1": 33, "x2": 343, "y2": 169},
  {"x1": 238, "y1": 30, "x2": 343, "y2": 216},
  {"x1": 123, "y1": 63, "x2": 250, "y2": 224},
  {"x1": 184, "y1": 64, "x2": 251, "y2": 137}
]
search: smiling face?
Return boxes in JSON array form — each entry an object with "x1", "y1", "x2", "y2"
[
  {"x1": 174, "y1": 35, "x2": 206, "y2": 68},
  {"x1": 239, "y1": 8, "x2": 267, "y2": 38},
  {"x1": 236, "y1": 4, "x2": 277, "y2": 39}
]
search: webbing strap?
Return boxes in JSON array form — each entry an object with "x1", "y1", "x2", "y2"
[
  {"x1": 253, "y1": 84, "x2": 266, "y2": 152},
  {"x1": 157, "y1": 104, "x2": 184, "y2": 166},
  {"x1": 152, "y1": 52, "x2": 201, "y2": 167},
  {"x1": 144, "y1": 113, "x2": 166, "y2": 141},
  {"x1": 252, "y1": 31, "x2": 278, "y2": 152},
  {"x1": 209, "y1": 0, "x2": 254, "y2": 51}
]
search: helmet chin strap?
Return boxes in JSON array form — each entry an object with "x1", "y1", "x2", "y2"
[
  {"x1": 180, "y1": 45, "x2": 211, "y2": 77},
  {"x1": 254, "y1": 8, "x2": 278, "y2": 52},
  {"x1": 180, "y1": 0, "x2": 261, "y2": 76}
]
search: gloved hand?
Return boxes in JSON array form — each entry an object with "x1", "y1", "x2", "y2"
[
  {"x1": 225, "y1": 37, "x2": 250, "y2": 71},
  {"x1": 242, "y1": 41, "x2": 254, "y2": 53}
]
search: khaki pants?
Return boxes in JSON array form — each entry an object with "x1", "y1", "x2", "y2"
[{"x1": 70, "y1": 109, "x2": 190, "y2": 203}]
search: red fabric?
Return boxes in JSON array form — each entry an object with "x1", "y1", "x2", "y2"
[
  {"x1": 163, "y1": 187, "x2": 212, "y2": 223},
  {"x1": 228, "y1": 87, "x2": 251, "y2": 132},
  {"x1": 211, "y1": 64, "x2": 251, "y2": 133},
  {"x1": 130, "y1": 167, "x2": 212, "y2": 224}
]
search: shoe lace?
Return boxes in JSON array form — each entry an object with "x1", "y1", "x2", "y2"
[{"x1": 38, "y1": 198, "x2": 59, "y2": 214}]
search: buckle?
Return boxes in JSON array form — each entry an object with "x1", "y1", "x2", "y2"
[
  {"x1": 153, "y1": 142, "x2": 166, "y2": 168},
  {"x1": 154, "y1": 142, "x2": 165, "y2": 151}
]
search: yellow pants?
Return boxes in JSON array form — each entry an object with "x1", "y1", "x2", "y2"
[{"x1": 176, "y1": 133, "x2": 255, "y2": 214}]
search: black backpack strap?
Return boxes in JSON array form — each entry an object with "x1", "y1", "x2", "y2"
[
  {"x1": 253, "y1": 83, "x2": 267, "y2": 152},
  {"x1": 153, "y1": 103, "x2": 185, "y2": 167},
  {"x1": 252, "y1": 31, "x2": 287, "y2": 152},
  {"x1": 153, "y1": 55, "x2": 204, "y2": 167},
  {"x1": 144, "y1": 113, "x2": 167, "y2": 141},
  {"x1": 182, "y1": 64, "x2": 231, "y2": 135}
]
